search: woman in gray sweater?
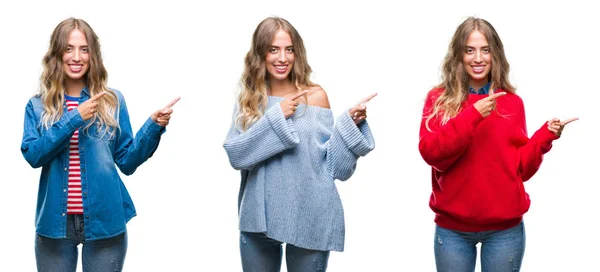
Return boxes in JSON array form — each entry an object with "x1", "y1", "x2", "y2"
[{"x1": 224, "y1": 17, "x2": 376, "y2": 271}]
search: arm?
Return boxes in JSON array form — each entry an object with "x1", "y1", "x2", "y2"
[
  {"x1": 223, "y1": 103, "x2": 300, "y2": 170},
  {"x1": 112, "y1": 94, "x2": 164, "y2": 175},
  {"x1": 514, "y1": 99, "x2": 558, "y2": 181},
  {"x1": 418, "y1": 90, "x2": 484, "y2": 172},
  {"x1": 21, "y1": 99, "x2": 84, "y2": 168},
  {"x1": 326, "y1": 110, "x2": 375, "y2": 181}
]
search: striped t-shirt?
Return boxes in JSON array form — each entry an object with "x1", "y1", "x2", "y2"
[{"x1": 65, "y1": 95, "x2": 83, "y2": 214}]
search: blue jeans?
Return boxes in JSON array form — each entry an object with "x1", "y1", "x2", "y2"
[
  {"x1": 434, "y1": 221, "x2": 525, "y2": 272},
  {"x1": 35, "y1": 214, "x2": 127, "y2": 272},
  {"x1": 240, "y1": 232, "x2": 330, "y2": 272}
]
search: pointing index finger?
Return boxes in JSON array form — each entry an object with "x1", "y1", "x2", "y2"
[
  {"x1": 561, "y1": 117, "x2": 579, "y2": 125},
  {"x1": 359, "y1": 92, "x2": 378, "y2": 104},
  {"x1": 90, "y1": 91, "x2": 107, "y2": 101},
  {"x1": 165, "y1": 97, "x2": 181, "y2": 109},
  {"x1": 488, "y1": 92, "x2": 506, "y2": 100},
  {"x1": 291, "y1": 90, "x2": 309, "y2": 101}
]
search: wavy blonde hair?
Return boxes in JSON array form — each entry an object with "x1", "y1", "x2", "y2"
[
  {"x1": 237, "y1": 17, "x2": 315, "y2": 131},
  {"x1": 39, "y1": 17, "x2": 118, "y2": 135},
  {"x1": 426, "y1": 17, "x2": 515, "y2": 130}
]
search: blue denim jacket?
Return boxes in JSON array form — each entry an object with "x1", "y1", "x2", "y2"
[{"x1": 21, "y1": 87, "x2": 164, "y2": 240}]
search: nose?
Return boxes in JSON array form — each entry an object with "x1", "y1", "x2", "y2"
[
  {"x1": 474, "y1": 50, "x2": 482, "y2": 63},
  {"x1": 277, "y1": 50, "x2": 286, "y2": 63},
  {"x1": 72, "y1": 49, "x2": 81, "y2": 62}
]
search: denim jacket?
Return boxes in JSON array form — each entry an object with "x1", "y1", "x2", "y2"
[{"x1": 21, "y1": 87, "x2": 163, "y2": 240}]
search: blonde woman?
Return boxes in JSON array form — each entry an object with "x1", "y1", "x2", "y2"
[
  {"x1": 21, "y1": 18, "x2": 179, "y2": 272},
  {"x1": 418, "y1": 17, "x2": 577, "y2": 271},
  {"x1": 224, "y1": 17, "x2": 376, "y2": 271}
]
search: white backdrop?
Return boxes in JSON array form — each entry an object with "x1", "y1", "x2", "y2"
[{"x1": 1, "y1": 0, "x2": 598, "y2": 271}]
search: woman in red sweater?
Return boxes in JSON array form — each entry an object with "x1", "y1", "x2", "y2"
[{"x1": 418, "y1": 17, "x2": 577, "y2": 271}]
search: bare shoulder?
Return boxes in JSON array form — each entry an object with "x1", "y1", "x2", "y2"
[{"x1": 304, "y1": 85, "x2": 330, "y2": 109}]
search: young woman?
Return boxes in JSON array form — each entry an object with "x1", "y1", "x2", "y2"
[
  {"x1": 21, "y1": 18, "x2": 179, "y2": 271},
  {"x1": 224, "y1": 17, "x2": 376, "y2": 271},
  {"x1": 418, "y1": 17, "x2": 577, "y2": 271}
]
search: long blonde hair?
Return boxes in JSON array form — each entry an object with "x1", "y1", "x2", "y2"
[
  {"x1": 39, "y1": 17, "x2": 118, "y2": 135},
  {"x1": 237, "y1": 17, "x2": 315, "y2": 131},
  {"x1": 426, "y1": 17, "x2": 515, "y2": 130}
]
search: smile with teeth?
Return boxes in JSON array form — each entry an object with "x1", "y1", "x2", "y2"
[
  {"x1": 69, "y1": 64, "x2": 83, "y2": 72},
  {"x1": 274, "y1": 65, "x2": 288, "y2": 73},
  {"x1": 472, "y1": 65, "x2": 485, "y2": 73}
]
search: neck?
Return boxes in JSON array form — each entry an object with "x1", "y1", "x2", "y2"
[
  {"x1": 65, "y1": 79, "x2": 85, "y2": 97},
  {"x1": 269, "y1": 78, "x2": 297, "y2": 97}
]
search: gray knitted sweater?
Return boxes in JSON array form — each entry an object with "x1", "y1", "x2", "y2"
[{"x1": 224, "y1": 96, "x2": 375, "y2": 252}]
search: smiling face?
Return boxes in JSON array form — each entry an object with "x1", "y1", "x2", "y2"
[
  {"x1": 462, "y1": 30, "x2": 492, "y2": 90},
  {"x1": 62, "y1": 29, "x2": 90, "y2": 86},
  {"x1": 265, "y1": 29, "x2": 295, "y2": 82}
]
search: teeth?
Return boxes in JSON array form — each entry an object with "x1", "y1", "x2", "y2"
[
  {"x1": 473, "y1": 66, "x2": 484, "y2": 72},
  {"x1": 275, "y1": 65, "x2": 287, "y2": 69},
  {"x1": 70, "y1": 65, "x2": 82, "y2": 69}
]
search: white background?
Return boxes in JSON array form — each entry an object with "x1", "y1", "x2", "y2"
[{"x1": 1, "y1": 0, "x2": 598, "y2": 271}]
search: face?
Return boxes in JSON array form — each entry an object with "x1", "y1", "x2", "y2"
[
  {"x1": 62, "y1": 29, "x2": 90, "y2": 83},
  {"x1": 265, "y1": 30, "x2": 294, "y2": 82},
  {"x1": 462, "y1": 30, "x2": 492, "y2": 89}
]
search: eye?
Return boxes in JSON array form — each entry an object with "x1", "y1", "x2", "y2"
[
  {"x1": 81, "y1": 47, "x2": 89, "y2": 53},
  {"x1": 65, "y1": 47, "x2": 73, "y2": 53},
  {"x1": 482, "y1": 48, "x2": 490, "y2": 53},
  {"x1": 465, "y1": 48, "x2": 474, "y2": 54},
  {"x1": 286, "y1": 47, "x2": 294, "y2": 53},
  {"x1": 269, "y1": 47, "x2": 279, "y2": 53}
]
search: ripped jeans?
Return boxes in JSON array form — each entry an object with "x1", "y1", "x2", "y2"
[
  {"x1": 434, "y1": 221, "x2": 525, "y2": 272},
  {"x1": 240, "y1": 231, "x2": 330, "y2": 272},
  {"x1": 35, "y1": 214, "x2": 127, "y2": 272}
]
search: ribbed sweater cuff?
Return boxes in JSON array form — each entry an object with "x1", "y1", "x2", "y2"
[
  {"x1": 266, "y1": 105, "x2": 298, "y2": 148},
  {"x1": 462, "y1": 105, "x2": 485, "y2": 130},
  {"x1": 531, "y1": 122, "x2": 559, "y2": 153},
  {"x1": 337, "y1": 109, "x2": 375, "y2": 156}
]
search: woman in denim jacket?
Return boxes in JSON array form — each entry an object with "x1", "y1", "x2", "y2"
[
  {"x1": 21, "y1": 18, "x2": 179, "y2": 272},
  {"x1": 224, "y1": 17, "x2": 376, "y2": 271}
]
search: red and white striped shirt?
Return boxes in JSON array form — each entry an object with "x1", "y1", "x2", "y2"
[{"x1": 66, "y1": 97, "x2": 83, "y2": 214}]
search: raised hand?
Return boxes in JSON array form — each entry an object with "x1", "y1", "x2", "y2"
[
  {"x1": 547, "y1": 117, "x2": 578, "y2": 137},
  {"x1": 77, "y1": 91, "x2": 107, "y2": 121},
  {"x1": 280, "y1": 90, "x2": 308, "y2": 119},
  {"x1": 152, "y1": 97, "x2": 181, "y2": 127},
  {"x1": 473, "y1": 89, "x2": 506, "y2": 117},
  {"x1": 349, "y1": 92, "x2": 378, "y2": 125}
]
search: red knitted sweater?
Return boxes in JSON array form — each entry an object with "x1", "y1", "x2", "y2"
[{"x1": 419, "y1": 88, "x2": 558, "y2": 232}]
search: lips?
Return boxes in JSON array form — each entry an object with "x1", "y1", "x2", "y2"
[
  {"x1": 68, "y1": 64, "x2": 84, "y2": 73},
  {"x1": 471, "y1": 65, "x2": 485, "y2": 74},
  {"x1": 274, "y1": 65, "x2": 288, "y2": 74}
]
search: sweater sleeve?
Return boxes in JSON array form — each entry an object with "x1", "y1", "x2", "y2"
[
  {"x1": 514, "y1": 99, "x2": 558, "y2": 181},
  {"x1": 21, "y1": 99, "x2": 85, "y2": 168},
  {"x1": 418, "y1": 90, "x2": 484, "y2": 172},
  {"x1": 326, "y1": 110, "x2": 375, "y2": 181},
  {"x1": 223, "y1": 103, "x2": 300, "y2": 170}
]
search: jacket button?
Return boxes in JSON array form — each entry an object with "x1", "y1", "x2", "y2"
[
  {"x1": 64, "y1": 167, "x2": 67, "y2": 171},
  {"x1": 62, "y1": 213, "x2": 65, "y2": 216}
]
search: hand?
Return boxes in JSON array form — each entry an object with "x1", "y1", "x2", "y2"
[
  {"x1": 152, "y1": 97, "x2": 181, "y2": 127},
  {"x1": 349, "y1": 92, "x2": 378, "y2": 125},
  {"x1": 77, "y1": 91, "x2": 107, "y2": 121},
  {"x1": 280, "y1": 90, "x2": 308, "y2": 119},
  {"x1": 547, "y1": 117, "x2": 578, "y2": 137},
  {"x1": 473, "y1": 90, "x2": 506, "y2": 117}
]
